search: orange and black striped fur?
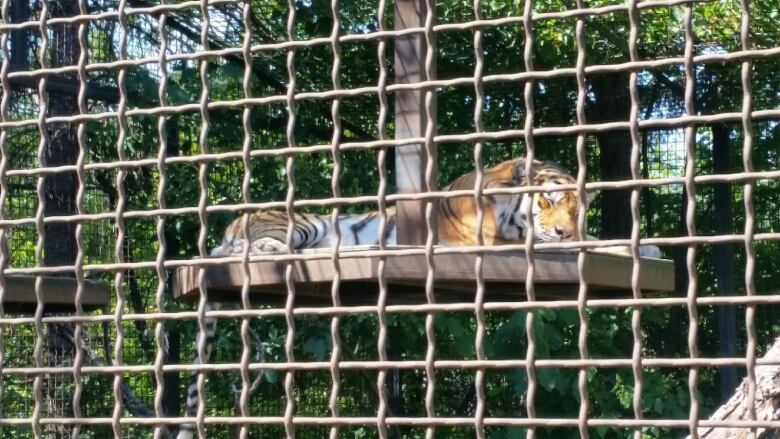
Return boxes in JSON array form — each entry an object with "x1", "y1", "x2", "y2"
[{"x1": 210, "y1": 157, "x2": 580, "y2": 257}]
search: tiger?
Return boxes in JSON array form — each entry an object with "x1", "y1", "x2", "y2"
[
  {"x1": 176, "y1": 157, "x2": 660, "y2": 438},
  {"x1": 211, "y1": 157, "x2": 582, "y2": 255}
]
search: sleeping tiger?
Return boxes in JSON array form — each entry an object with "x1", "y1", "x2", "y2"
[
  {"x1": 210, "y1": 157, "x2": 660, "y2": 256},
  {"x1": 213, "y1": 157, "x2": 586, "y2": 255},
  {"x1": 176, "y1": 157, "x2": 660, "y2": 438}
]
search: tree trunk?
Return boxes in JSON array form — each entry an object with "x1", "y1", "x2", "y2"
[
  {"x1": 686, "y1": 336, "x2": 780, "y2": 439},
  {"x1": 387, "y1": 325, "x2": 407, "y2": 438},
  {"x1": 43, "y1": 2, "x2": 79, "y2": 436},
  {"x1": 586, "y1": 72, "x2": 632, "y2": 239},
  {"x1": 44, "y1": 2, "x2": 78, "y2": 267},
  {"x1": 712, "y1": 123, "x2": 738, "y2": 402},
  {"x1": 163, "y1": 323, "x2": 181, "y2": 418},
  {"x1": 666, "y1": 185, "x2": 689, "y2": 357},
  {"x1": 162, "y1": 117, "x2": 182, "y2": 418},
  {"x1": 9, "y1": 0, "x2": 30, "y2": 68}
]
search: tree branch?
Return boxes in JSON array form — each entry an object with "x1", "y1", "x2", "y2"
[
  {"x1": 649, "y1": 70, "x2": 686, "y2": 101},
  {"x1": 592, "y1": 24, "x2": 688, "y2": 102},
  {"x1": 126, "y1": 0, "x2": 377, "y2": 142}
]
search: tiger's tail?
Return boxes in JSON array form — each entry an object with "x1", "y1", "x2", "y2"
[{"x1": 177, "y1": 302, "x2": 219, "y2": 439}]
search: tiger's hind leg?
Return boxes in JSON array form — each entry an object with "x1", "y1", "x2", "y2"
[{"x1": 638, "y1": 245, "x2": 662, "y2": 259}]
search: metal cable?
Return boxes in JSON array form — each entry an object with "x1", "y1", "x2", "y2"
[
  {"x1": 72, "y1": 0, "x2": 90, "y2": 436},
  {"x1": 0, "y1": 0, "x2": 11, "y2": 422},
  {"x1": 327, "y1": 1, "x2": 344, "y2": 437},
  {"x1": 521, "y1": 1, "x2": 538, "y2": 437},
  {"x1": 682, "y1": 4, "x2": 700, "y2": 437},
  {"x1": 194, "y1": 1, "x2": 213, "y2": 436},
  {"x1": 374, "y1": 0, "x2": 390, "y2": 437},
  {"x1": 471, "y1": 0, "x2": 487, "y2": 437},
  {"x1": 0, "y1": 354, "x2": 777, "y2": 375},
  {"x1": 152, "y1": 1, "x2": 172, "y2": 437},
  {"x1": 626, "y1": 0, "x2": 644, "y2": 437},
  {"x1": 422, "y1": 0, "x2": 438, "y2": 437},
  {"x1": 283, "y1": 1, "x2": 299, "y2": 436},
  {"x1": 739, "y1": 0, "x2": 757, "y2": 436},
  {"x1": 2, "y1": 294, "x2": 780, "y2": 328},
  {"x1": 0, "y1": 414, "x2": 777, "y2": 429},
  {"x1": 237, "y1": 1, "x2": 255, "y2": 438},
  {"x1": 31, "y1": 2, "x2": 51, "y2": 436},
  {"x1": 0, "y1": 415, "x2": 775, "y2": 429},
  {"x1": 573, "y1": 0, "x2": 590, "y2": 436},
  {"x1": 1, "y1": 169, "x2": 780, "y2": 228}
]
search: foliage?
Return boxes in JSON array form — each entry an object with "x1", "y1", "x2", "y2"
[{"x1": 1, "y1": 0, "x2": 779, "y2": 438}]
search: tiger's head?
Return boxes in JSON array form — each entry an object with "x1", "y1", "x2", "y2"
[{"x1": 486, "y1": 158, "x2": 587, "y2": 243}]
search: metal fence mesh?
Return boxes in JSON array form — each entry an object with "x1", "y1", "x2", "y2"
[{"x1": 0, "y1": 0, "x2": 778, "y2": 438}]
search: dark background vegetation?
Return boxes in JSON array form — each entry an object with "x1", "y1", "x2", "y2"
[{"x1": 0, "y1": 0, "x2": 779, "y2": 438}]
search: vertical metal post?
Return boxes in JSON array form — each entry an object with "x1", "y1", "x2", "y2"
[{"x1": 394, "y1": 0, "x2": 436, "y2": 245}]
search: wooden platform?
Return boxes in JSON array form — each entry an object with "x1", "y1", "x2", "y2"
[
  {"x1": 2, "y1": 275, "x2": 110, "y2": 313},
  {"x1": 172, "y1": 247, "x2": 674, "y2": 305}
]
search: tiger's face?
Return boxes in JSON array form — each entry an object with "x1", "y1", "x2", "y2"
[
  {"x1": 495, "y1": 189, "x2": 579, "y2": 243},
  {"x1": 530, "y1": 187, "x2": 579, "y2": 242},
  {"x1": 490, "y1": 159, "x2": 584, "y2": 243}
]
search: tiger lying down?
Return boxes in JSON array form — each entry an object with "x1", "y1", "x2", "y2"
[
  {"x1": 176, "y1": 157, "x2": 660, "y2": 438},
  {"x1": 211, "y1": 157, "x2": 660, "y2": 257}
]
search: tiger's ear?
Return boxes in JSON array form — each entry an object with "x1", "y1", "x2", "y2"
[{"x1": 511, "y1": 159, "x2": 528, "y2": 184}]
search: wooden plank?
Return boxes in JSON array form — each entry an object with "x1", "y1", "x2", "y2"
[
  {"x1": 7, "y1": 66, "x2": 120, "y2": 104},
  {"x1": 172, "y1": 249, "x2": 675, "y2": 305},
  {"x1": 1, "y1": 275, "x2": 110, "y2": 313},
  {"x1": 394, "y1": 0, "x2": 436, "y2": 245}
]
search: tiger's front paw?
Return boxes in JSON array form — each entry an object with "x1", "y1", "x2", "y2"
[
  {"x1": 210, "y1": 240, "x2": 241, "y2": 257},
  {"x1": 251, "y1": 237, "x2": 289, "y2": 254},
  {"x1": 639, "y1": 245, "x2": 662, "y2": 259}
]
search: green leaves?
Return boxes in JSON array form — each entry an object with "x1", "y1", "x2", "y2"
[
  {"x1": 435, "y1": 313, "x2": 475, "y2": 357},
  {"x1": 490, "y1": 426, "x2": 528, "y2": 439},
  {"x1": 508, "y1": 368, "x2": 529, "y2": 396},
  {"x1": 33, "y1": 1, "x2": 777, "y2": 437},
  {"x1": 303, "y1": 334, "x2": 331, "y2": 361}
]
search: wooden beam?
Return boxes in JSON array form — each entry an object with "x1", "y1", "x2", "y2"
[
  {"x1": 172, "y1": 250, "x2": 675, "y2": 305},
  {"x1": 1, "y1": 275, "x2": 110, "y2": 313},
  {"x1": 394, "y1": 0, "x2": 436, "y2": 245},
  {"x1": 8, "y1": 66, "x2": 120, "y2": 104}
]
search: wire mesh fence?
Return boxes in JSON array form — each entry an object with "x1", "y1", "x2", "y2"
[{"x1": 0, "y1": 0, "x2": 778, "y2": 438}]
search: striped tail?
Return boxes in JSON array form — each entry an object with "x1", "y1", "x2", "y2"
[{"x1": 177, "y1": 302, "x2": 219, "y2": 439}]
